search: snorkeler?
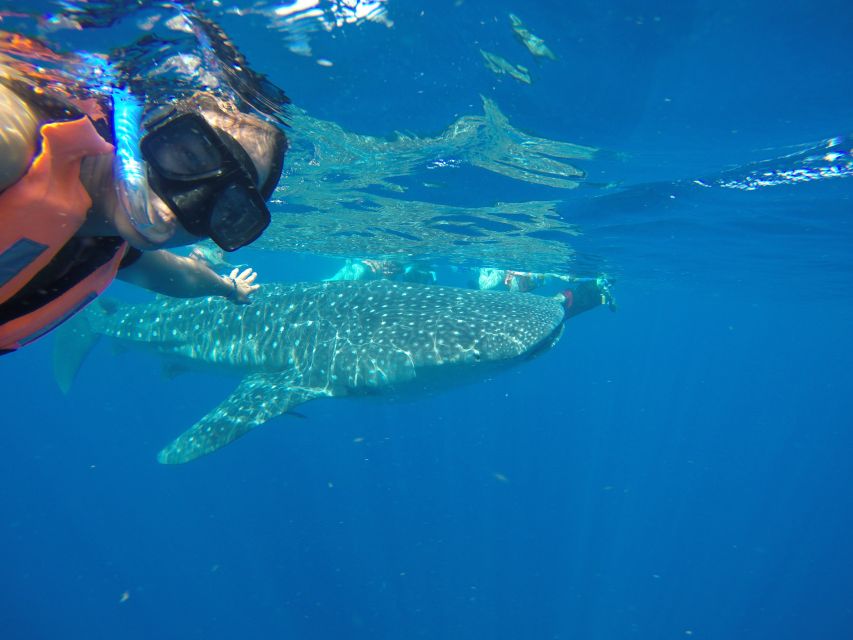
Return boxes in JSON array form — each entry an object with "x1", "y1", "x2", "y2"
[
  {"x1": 326, "y1": 259, "x2": 437, "y2": 285},
  {"x1": 0, "y1": 14, "x2": 289, "y2": 355},
  {"x1": 472, "y1": 267, "x2": 616, "y2": 313},
  {"x1": 475, "y1": 267, "x2": 548, "y2": 293}
]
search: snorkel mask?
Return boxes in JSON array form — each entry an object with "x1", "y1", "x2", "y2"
[{"x1": 139, "y1": 108, "x2": 271, "y2": 252}]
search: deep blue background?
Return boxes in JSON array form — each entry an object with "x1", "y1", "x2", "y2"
[{"x1": 2, "y1": 2, "x2": 853, "y2": 639}]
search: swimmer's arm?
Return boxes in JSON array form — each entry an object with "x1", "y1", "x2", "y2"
[
  {"x1": 117, "y1": 250, "x2": 259, "y2": 303},
  {"x1": 0, "y1": 82, "x2": 40, "y2": 191}
]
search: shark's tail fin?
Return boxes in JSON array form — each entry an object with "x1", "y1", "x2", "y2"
[{"x1": 52, "y1": 300, "x2": 111, "y2": 394}]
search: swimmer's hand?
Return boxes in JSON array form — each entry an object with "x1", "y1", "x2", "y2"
[{"x1": 224, "y1": 267, "x2": 260, "y2": 304}]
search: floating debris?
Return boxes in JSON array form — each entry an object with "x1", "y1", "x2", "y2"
[
  {"x1": 480, "y1": 49, "x2": 532, "y2": 84},
  {"x1": 509, "y1": 13, "x2": 557, "y2": 61}
]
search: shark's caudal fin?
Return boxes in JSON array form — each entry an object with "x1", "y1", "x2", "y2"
[
  {"x1": 157, "y1": 373, "x2": 322, "y2": 464},
  {"x1": 52, "y1": 301, "x2": 110, "y2": 394}
]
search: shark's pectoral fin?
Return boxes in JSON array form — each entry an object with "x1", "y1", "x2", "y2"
[{"x1": 157, "y1": 373, "x2": 321, "y2": 464}]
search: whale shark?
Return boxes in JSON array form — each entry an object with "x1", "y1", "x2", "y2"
[{"x1": 55, "y1": 280, "x2": 594, "y2": 464}]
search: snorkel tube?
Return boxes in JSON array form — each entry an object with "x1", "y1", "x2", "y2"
[
  {"x1": 112, "y1": 87, "x2": 154, "y2": 232},
  {"x1": 78, "y1": 53, "x2": 155, "y2": 234}
]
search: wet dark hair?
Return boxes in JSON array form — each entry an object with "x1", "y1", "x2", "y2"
[{"x1": 114, "y1": 9, "x2": 291, "y2": 129}]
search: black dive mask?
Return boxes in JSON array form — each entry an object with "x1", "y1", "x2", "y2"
[{"x1": 139, "y1": 111, "x2": 270, "y2": 252}]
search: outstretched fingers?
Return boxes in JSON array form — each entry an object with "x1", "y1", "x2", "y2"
[{"x1": 227, "y1": 267, "x2": 261, "y2": 303}]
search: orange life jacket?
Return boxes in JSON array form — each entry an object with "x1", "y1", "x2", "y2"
[{"x1": 0, "y1": 116, "x2": 126, "y2": 353}]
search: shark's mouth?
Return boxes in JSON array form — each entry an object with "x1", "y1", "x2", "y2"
[{"x1": 524, "y1": 319, "x2": 566, "y2": 360}]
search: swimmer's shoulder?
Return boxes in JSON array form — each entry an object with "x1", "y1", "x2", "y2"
[{"x1": 0, "y1": 77, "x2": 40, "y2": 191}]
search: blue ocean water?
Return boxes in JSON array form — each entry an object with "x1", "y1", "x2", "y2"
[{"x1": 2, "y1": 2, "x2": 853, "y2": 639}]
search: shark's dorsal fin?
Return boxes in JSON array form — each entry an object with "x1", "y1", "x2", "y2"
[{"x1": 157, "y1": 373, "x2": 324, "y2": 464}]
